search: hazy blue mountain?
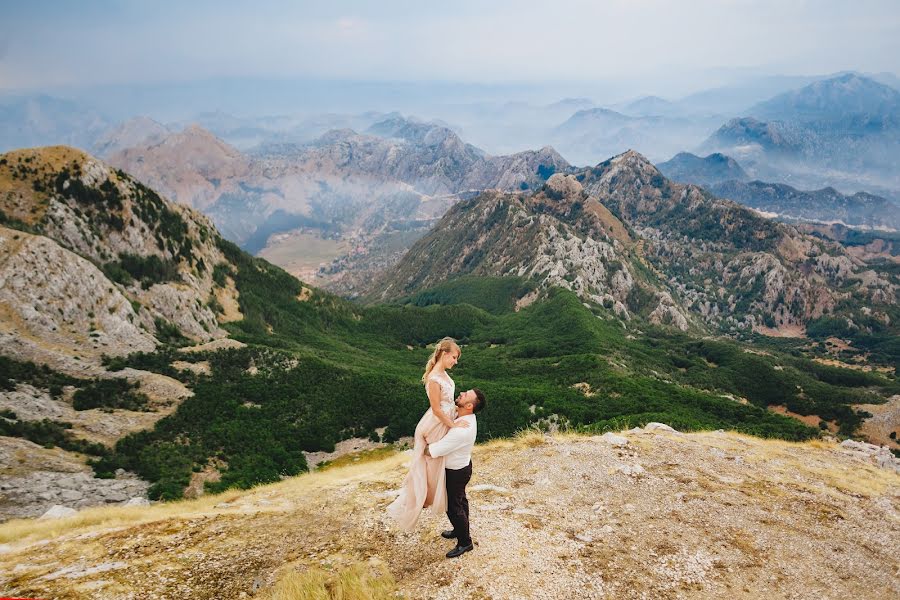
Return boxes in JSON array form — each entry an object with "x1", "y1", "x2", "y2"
[
  {"x1": 657, "y1": 152, "x2": 748, "y2": 186},
  {"x1": 675, "y1": 73, "x2": 825, "y2": 115},
  {"x1": 709, "y1": 180, "x2": 900, "y2": 230},
  {"x1": 92, "y1": 116, "x2": 171, "y2": 157},
  {"x1": 0, "y1": 94, "x2": 112, "y2": 153},
  {"x1": 700, "y1": 75, "x2": 900, "y2": 196},
  {"x1": 551, "y1": 108, "x2": 710, "y2": 164},
  {"x1": 748, "y1": 73, "x2": 900, "y2": 123},
  {"x1": 616, "y1": 95, "x2": 680, "y2": 117}
]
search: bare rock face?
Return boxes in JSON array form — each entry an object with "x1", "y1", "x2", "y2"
[
  {"x1": 0, "y1": 437, "x2": 149, "y2": 522},
  {"x1": 648, "y1": 292, "x2": 690, "y2": 331},
  {"x1": 0, "y1": 226, "x2": 156, "y2": 371},
  {"x1": 0, "y1": 146, "x2": 236, "y2": 357},
  {"x1": 545, "y1": 173, "x2": 584, "y2": 198}
]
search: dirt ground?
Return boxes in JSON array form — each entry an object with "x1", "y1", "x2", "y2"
[{"x1": 1, "y1": 429, "x2": 898, "y2": 599}]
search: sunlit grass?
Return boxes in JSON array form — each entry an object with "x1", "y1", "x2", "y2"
[{"x1": 264, "y1": 561, "x2": 399, "y2": 600}]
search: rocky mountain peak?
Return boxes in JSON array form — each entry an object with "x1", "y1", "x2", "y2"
[
  {"x1": 366, "y1": 115, "x2": 464, "y2": 148},
  {"x1": 584, "y1": 149, "x2": 665, "y2": 193},
  {"x1": 656, "y1": 152, "x2": 749, "y2": 187},
  {"x1": 0, "y1": 145, "x2": 237, "y2": 370},
  {"x1": 750, "y1": 73, "x2": 900, "y2": 122},
  {"x1": 107, "y1": 125, "x2": 249, "y2": 210},
  {"x1": 93, "y1": 116, "x2": 170, "y2": 158}
]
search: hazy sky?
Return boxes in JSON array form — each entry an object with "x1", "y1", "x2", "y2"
[{"x1": 2, "y1": 0, "x2": 899, "y2": 93}]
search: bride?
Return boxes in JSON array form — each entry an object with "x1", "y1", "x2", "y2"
[{"x1": 387, "y1": 337, "x2": 470, "y2": 530}]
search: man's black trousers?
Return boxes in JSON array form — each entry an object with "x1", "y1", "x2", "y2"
[{"x1": 445, "y1": 461, "x2": 472, "y2": 546}]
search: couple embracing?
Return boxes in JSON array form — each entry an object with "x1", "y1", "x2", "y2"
[{"x1": 387, "y1": 337, "x2": 486, "y2": 559}]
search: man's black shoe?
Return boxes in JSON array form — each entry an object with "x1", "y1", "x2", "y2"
[
  {"x1": 441, "y1": 530, "x2": 457, "y2": 539},
  {"x1": 446, "y1": 543, "x2": 474, "y2": 558}
]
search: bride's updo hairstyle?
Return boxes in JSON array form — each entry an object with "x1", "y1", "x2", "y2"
[{"x1": 421, "y1": 337, "x2": 461, "y2": 384}]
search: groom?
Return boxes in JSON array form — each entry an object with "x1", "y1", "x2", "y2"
[{"x1": 425, "y1": 388, "x2": 486, "y2": 559}]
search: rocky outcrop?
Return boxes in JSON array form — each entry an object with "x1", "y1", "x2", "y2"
[
  {"x1": 0, "y1": 437, "x2": 149, "y2": 522},
  {"x1": 0, "y1": 226, "x2": 156, "y2": 372}
]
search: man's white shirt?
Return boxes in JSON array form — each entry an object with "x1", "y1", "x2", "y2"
[{"x1": 428, "y1": 414, "x2": 477, "y2": 469}]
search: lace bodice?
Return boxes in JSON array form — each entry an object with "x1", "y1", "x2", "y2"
[{"x1": 427, "y1": 371, "x2": 456, "y2": 418}]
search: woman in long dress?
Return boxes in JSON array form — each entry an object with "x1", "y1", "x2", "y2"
[{"x1": 387, "y1": 337, "x2": 470, "y2": 530}]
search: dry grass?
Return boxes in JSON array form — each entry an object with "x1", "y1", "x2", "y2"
[
  {"x1": 264, "y1": 561, "x2": 398, "y2": 600},
  {"x1": 512, "y1": 426, "x2": 549, "y2": 448},
  {"x1": 0, "y1": 146, "x2": 92, "y2": 225},
  {"x1": 0, "y1": 449, "x2": 400, "y2": 546},
  {"x1": 317, "y1": 446, "x2": 399, "y2": 471},
  {"x1": 0, "y1": 487, "x2": 240, "y2": 545}
]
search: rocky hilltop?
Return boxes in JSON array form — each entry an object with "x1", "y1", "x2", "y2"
[
  {"x1": 0, "y1": 146, "x2": 246, "y2": 520},
  {"x1": 1, "y1": 427, "x2": 897, "y2": 599},
  {"x1": 370, "y1": 150, "x2": 898, "y2": 336},
  {"x1": 367, "y1": 171, "x2": 647, "y2": 323},
  {"x1": 0, "y1": 146, "x2": 234, "y2": 371}
]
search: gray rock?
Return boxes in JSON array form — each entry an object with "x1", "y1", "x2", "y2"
[
  {"x1": 644, "y1": 422, "x2": 679, "y2": 433},
  {"x1": 599, "y1": 432, "x2": 629, "y2": 447},
  {"x1": 616, "y1": 464, "x2": 646, "y2": 477},
  {"x1": 60, "y1": 489, "x2": 83, "y2": 502},
  {"x1": 124, "y1": 496, "x2": 150, "y2": 506},
  {"x1": 104, "y1": 491, "x2": 128, "y2": 502},
  {"x1": 39, "y1": 504, "x2": 77, "y2": 519}
]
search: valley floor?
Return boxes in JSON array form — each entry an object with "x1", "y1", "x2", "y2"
[{"x1": 1, "y1": 428, "x2": 898, "y2": 599}]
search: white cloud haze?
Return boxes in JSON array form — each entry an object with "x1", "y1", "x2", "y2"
[{"x1": 1, "y1": 0, "x2": 898, "y2": 97}]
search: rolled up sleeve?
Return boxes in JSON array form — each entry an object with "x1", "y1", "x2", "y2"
[{"x1": 429, "y1": 427, "x2": 472, "y2": 458}]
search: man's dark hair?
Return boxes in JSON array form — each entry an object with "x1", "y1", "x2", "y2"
[{"x1": 472, "y1": 388, "x2": 486, "y2": 414}]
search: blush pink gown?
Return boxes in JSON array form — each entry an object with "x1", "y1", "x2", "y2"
[{"x1": 387, "y1": 371, "x2": 457, "y2": 531}]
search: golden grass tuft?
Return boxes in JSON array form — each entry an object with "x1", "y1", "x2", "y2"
[
  {"x1": 264, "y1": 561, "x2": 399, "y2": 600},
  {"x1": 513, "y1": 426, "x2": 548, "y2": 448}
]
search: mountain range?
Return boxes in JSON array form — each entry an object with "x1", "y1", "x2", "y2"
[
  {"x1": 699, "y1": 74, "x2": 900, "y2": 198},
  {"x1": 103, "y1": 117, "x2": 570, "y2": 293},
  {"x1": 1, "y1": 144, "x2": 898, "y2": 524},
  {"x1": 370, "y1": 150, "x2": 899, "y2": 340},
  {"x1": 658, "y1": 152, "x2": 900, "y2": 230}
]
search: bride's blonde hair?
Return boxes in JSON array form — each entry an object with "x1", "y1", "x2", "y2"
[{"x1": 421, "y1": 337, "x2": 461, "y2": 384}]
